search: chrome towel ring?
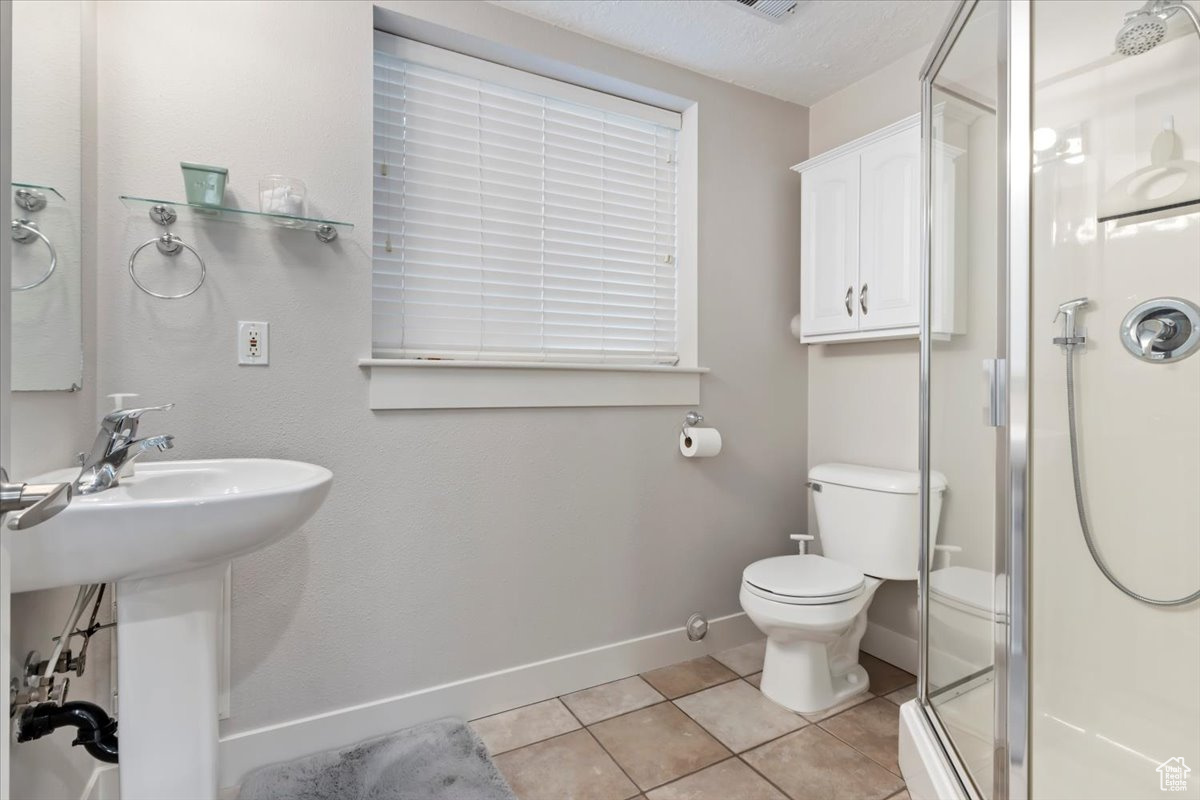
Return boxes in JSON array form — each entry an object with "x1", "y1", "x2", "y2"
[
  {"x1": 128, "y1": 231, "x2": 206, "y2": 299},
  {"x1": 11, "y1": 219, "x2": 58, "y2": 291}
]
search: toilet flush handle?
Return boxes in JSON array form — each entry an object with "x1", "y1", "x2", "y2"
[{"x1": 790, "y1": 534, "x2": 815, "y2": 554}]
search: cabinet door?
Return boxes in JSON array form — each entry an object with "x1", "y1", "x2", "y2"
[
  {"x1": 800, "y1": 156, "x2": 860, "y2": 336},
  {"x1": 858, "y1": 126, "x2": 920, "y2": 331}
]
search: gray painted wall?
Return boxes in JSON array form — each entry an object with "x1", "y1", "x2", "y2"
[
  {"x1": 805, "y1": 46, "x2": 932, "y2": 643},
  {"x1": 79, "y1": 0, "x2": 810, "y2": 735}
]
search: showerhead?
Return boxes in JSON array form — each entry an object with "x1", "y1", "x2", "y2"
[
  {"x1": 1113, "y1": 10, "x2": 1161, "y2": 55},
  {"x1": 1116, "y1": 0, "x2": 1200, "y2": 55},
  {"x1": 1116, "y1": 7, "x2": 1168, "y2": 55}
]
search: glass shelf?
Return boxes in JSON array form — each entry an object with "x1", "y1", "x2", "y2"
[
  {"x1": 13, "y1": 182, "x2": 67, "y2": 201},
  {"x1": 119, "y1": 195, "x2": 353, "y2": 243}
]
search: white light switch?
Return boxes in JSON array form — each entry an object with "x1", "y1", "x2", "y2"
[{"x1": 238, "y1": 321, "x2": 269, "y2": 365}]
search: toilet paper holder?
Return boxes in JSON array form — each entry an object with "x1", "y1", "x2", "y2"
[{"x1": 678, "y1": 411, "x2": 722, "y2": 458}]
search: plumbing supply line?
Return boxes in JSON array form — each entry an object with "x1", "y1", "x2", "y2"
[{"x1": 44, "y1": 584, "x2": 99, "y2": 679}]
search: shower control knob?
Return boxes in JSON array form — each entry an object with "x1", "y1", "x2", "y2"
[{"x1": 1120, "y1": 298, "x2": 1200, "y2": 363}]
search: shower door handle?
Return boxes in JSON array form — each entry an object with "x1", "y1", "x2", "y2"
[{"x1": 984, "y1": 358, "x2": 1007, "y2": 427}]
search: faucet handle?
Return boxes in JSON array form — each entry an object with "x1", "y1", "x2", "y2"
[
  {"x1": 103, "y1": 403, "x2": 174, "y2": 423},
  {"x1": 1136, "y1": 317, "x2": 1175, "y2": 356},
  {"x1": 1, "y1": 468, "x2": 73, "y2": 531}
]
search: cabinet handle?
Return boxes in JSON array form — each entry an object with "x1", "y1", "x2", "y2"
[
  {"x1": 860, "y1": 283, "x2": 869, "y2": 315},
  {"x1": 845, "y1": 286, "x2": 853, "y2": 317}
]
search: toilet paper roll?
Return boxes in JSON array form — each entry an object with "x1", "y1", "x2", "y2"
[{"x1": 679, "y1": 426, "x2": 722, "y2": 458}]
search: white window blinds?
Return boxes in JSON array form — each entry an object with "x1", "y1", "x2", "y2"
[{"x1": 373, "y1": 38, "x2": 681, "y2": 365}]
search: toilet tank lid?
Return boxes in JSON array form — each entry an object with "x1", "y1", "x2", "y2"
[{"x1": 808, "y1": 463, "x2": 947, "y2": 494}]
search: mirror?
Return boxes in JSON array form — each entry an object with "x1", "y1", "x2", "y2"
[{"x1": 10, "y1": 0, "x2": 83, "y2": 391}]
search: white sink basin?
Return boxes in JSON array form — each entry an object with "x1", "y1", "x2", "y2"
[
  {"x1": 6, "y1": 458, "x2": 332, "y2": 593},
  {"x1": 5, "y1": 457, "x2": 331, "y2": 799}
]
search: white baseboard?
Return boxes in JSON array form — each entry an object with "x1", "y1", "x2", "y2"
[
  {"x1": 217, "y1": 612, "x2": 760, "y2": 788},
  {"x1": 861, "y1": 621, "x2": 919, "y2": 674}
]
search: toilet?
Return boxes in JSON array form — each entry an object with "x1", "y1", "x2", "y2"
[{"x1": 740, "y1": 463, "x2": 946, "y2": 714}]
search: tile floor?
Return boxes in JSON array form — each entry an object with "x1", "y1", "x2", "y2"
[{"x1": 471, "y1": 640, "x2": 916, "y2": 800}]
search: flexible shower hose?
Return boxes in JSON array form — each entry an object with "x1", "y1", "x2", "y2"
[{"x1": 1065, "y1": 346, "x2": 1200, "y2": 606}]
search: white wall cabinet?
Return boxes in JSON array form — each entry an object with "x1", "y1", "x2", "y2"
[
  {"x1": 792, "y1": 114, "x2": 963, "y2": 344},
  {"x1": 800, "y1": 156, "x2": 860, "y2": 336}
]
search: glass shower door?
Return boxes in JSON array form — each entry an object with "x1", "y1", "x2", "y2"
[{"x1": 921, "y1": 1, "x2": 1003, "y2": 797}]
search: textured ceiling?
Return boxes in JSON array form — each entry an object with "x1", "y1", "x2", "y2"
[{"x1": 487, "y1": 0, "x2": 956, "y2": 106}]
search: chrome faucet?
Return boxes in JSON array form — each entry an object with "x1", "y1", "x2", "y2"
[{"x1": 75, "y1": 404, "x2": 175, "y2": 495}]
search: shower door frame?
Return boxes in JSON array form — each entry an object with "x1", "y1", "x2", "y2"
[{"x1": 917, "y1": 2, "x2": 1032, "y2": 799}]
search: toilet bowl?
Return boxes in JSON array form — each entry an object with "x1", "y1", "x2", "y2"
[
  {"x1": 740, "y1": 463, "x2": 946, "y2": 714},
  {"x1": 740, "y1": 556, "x2": 883, "y2": 713}
]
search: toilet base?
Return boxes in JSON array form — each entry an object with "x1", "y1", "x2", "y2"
[
  {"x1": 759, "y1": 638, "x2": 870, "y2": 714},
  {"x1": 740, "y1": 577, "x2": 883, "y2": 715}
]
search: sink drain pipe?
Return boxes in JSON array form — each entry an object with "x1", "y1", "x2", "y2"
[{"x1": 17, "y1": 701, "x2": 119, "y2": 763}]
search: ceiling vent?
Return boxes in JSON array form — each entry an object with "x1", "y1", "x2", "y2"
[{"x1": 731, "y1": 0, "x2": 800, "y2": 22}]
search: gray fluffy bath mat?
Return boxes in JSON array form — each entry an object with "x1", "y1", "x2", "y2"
[{"x1": 237, "y1": 718, "x2": 516, "y2": 800}]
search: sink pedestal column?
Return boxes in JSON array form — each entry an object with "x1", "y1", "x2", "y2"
[{"x1": 116, "y1": 562, "x2": 226, "y2": 800}]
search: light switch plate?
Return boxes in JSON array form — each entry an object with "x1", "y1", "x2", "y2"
[{"x1": 238, "y1": 321, "x2": 269, "y2": 365}]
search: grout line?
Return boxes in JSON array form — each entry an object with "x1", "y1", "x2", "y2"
[
  {"x1": 817, "y1": 708, "x2": 906, "y2": 778},
  {"x1": 736, "y1": 753, "x2": 801, "y2": 800},
  {"x1": 583, "y1": 711, "x2": 725, "y2": 795},
  {"x1": 656, "y1": 674, "x2": 742, "y2": 702},
  {"x1": 668, "y1": 693, "x2": 810, "y2": 756},
  {"x1": 737, "y1": 726, "x2": 907, "y2": 800},
  {"x1": 472, "y1": 698, "x2": 583, "y2": 757},
  {"x1": 557, "y1": 679, "x2": 667, "y2": 726},
  {"x1": 483, "y1": 660, "x2": 906, "y2": 800},
  {"x1": 560, "y1": 672, "x2": 658, "y2": 704},
  {"x1": 469, "y1": 695, "x2": 572, "y2": 725},
  {"x1": 870, "y1": 678, "x2": 918, "y2": 699},
  {"x1": 483, "y1": 726, "x2": 584, "y2": 761},
  {"x1": 617, "y1": 752, "x2": 740, "y2": 796},
  {"x1": 579, "y1": 699, "x2": 740, "y2": 794},
  {"x1": 485, "y1": 652, "x2": 913, "y2": 794},
  {"x1": 730, "y1": 722, "x2": 808, "y2": 756},
  {"x1": 799, "y1": 696, "x2": 872, "y2": 725},
  {"x1": 561, "y1": 701, "x2": 645, "y2": 798},
  {"x1": 585, "y1": 698, "x2": 676, "y2": 729}
]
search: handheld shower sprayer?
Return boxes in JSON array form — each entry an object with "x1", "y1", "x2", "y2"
[
  {"x1": 1052, "y1": 296, "x2": 1200, "y2": 606},
  {"x1": 1053, "y1": 297, "x2": 1089, "y2": 347}
]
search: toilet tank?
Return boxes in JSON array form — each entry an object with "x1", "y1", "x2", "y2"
[{"x1": 808, "y1": 463, "x2": 947, "y2": 580}]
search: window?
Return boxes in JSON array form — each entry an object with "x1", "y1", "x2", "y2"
[{"x1": 373, "y1": 36, "x2": 682, "y2": 366}]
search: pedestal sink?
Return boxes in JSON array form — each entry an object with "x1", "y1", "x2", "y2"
[{"x1": 5, "y1": 459, "x2": 333, "y2": 800}]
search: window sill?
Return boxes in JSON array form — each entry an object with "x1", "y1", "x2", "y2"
[{"x1": 359, "y1": 359, "x2": 708, "y2": 410}]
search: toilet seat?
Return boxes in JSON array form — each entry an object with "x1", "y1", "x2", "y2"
[{"x1": 742, "y1": 555, "x2": 865, "y2": 605}]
